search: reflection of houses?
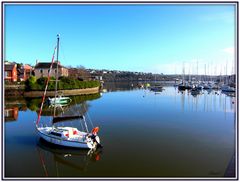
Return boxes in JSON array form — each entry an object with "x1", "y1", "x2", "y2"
[
  {"x1": 34, "y1": 61, "x2": 68, "y2": 78},
  {"x1": 4, "y1": 62, "x2": 17, "y2": 82},
  {"x1": 18, "y1": 64, "x2": 33, "y2": 81},
  {"x1": 4, "y1": 107, "x2": 19, "y2": 121}
]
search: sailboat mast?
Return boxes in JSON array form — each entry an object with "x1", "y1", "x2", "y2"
[
  {"x1": 55, "y1": 34, "x2": 60, "y2": 93},
  {"x1": 54, "y1": 34, "x2": 60, "y2": 117}
]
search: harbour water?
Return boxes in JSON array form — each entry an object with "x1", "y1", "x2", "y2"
[{"x1": 4, "y1": 83, "x2": 236, "y2": 178}]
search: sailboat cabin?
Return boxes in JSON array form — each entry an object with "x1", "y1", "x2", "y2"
[{"x1": 34, "y1": 61, "x2": 68, "y2": 78}]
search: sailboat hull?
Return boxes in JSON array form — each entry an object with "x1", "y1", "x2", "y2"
[{"x1": 36, "y1": 127, "x2": 99, "y2": 149}]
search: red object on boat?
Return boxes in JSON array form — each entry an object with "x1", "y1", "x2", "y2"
[{"x1": 91, "y1": 127, "x2": 99, "y2": 135}]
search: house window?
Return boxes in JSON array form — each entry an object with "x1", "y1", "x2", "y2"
[
  {"x1": 40, "y1": 69, "x2": 43, "y2": 73},
  {"x1": 48, "y1": 69, "x2": 50, "y2": 73}
]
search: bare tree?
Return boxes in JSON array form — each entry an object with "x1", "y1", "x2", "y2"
[{"x1": 68, "y1": 65, "x2": 91, "y2": 80}]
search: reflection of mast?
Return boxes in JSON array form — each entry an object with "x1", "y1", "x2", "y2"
[
  {"x1": 203, "y1": 92, "x2": 206, "y2": 112},
  {"x1": 214, "y1": 92, "x2": 216, "y2": 112},
  {"x1": 36, "y1": 139, "x2": 101, "y2": 176},
  {"x1": 191, "y1": 93, "x2": 194, "y2": 111},
  {"x1": 196, "y1": 95, "x2": 198, "y2": 112},
  {"x1": 55, "y1": 159, "x2": 59, "y2": 177},
  {"x1": 181, "y1": 91, "x2": 185, "y2": 112},
  {"x1": 174, "y1": 87, "x2": 176, "y2": 106},
  {"x1": 206, "y1": 92, "x2": 208, "y2": 112},
  {"x1": 219, "y1": 92, "x2": 222, "y2": 111},
  {"x1": 224, "y1": 94, "x2": 227, "y2": 120},
  {"x1": 210, "y1": 92, "x2": 212, "y2": 112},
  {"x1": 36, "y1": 148, "x2": 48, "y2": 177}
]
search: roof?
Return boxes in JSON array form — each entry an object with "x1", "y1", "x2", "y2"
[
  {"x1": 35, "y1": 62, "x2": 66, "y2": 69},
  {"x1": 5, "y1": 64, "x2": 16, "y2": 71},
  {"x1": 24, "y1": 64, "x2": 33, "y2": 69}
]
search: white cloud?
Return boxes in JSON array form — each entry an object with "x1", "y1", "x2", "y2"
[
  {"x1": 222, "y1": 47, "x2": 234, "y2": 55},
  {"x1": 200, "y1": 11, "x2": 234, "y2": 24}
]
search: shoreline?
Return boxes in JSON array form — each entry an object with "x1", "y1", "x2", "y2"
[
  {"x1": 23, "y1": 87, "x2": 100, "y2": 98},
  {"x1": 5, "y1": 86, "x2": 100, "y2": 98}
]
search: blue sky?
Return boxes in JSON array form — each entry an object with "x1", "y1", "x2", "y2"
[{"x1": 4, "y1": 4, "x2": 236, "y2": 74}]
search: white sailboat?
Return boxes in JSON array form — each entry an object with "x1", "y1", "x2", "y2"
[{"x1": 36, "y1": 34, "x2": 101, "y2": 149}]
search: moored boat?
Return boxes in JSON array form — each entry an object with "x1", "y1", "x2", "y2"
[
  {"x1": 221, "y1": 85, "x2": 235, "y2": 92},
  {"x1": 35, "y1": 34, "x2": 102, "y2": 150},
  {"x1": 37, "y1": 126, "x2": 100, "y2": 149}
]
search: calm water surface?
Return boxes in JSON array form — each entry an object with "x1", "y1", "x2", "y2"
[{"x1": 4, "y1": 84, "x2": 236, "y2": 178}]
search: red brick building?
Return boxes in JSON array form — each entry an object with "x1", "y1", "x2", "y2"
[
  {"x1": 18, "y1": 64, "x2": 33, "y2": 81},
  {"x1": 5, "y1": 63, "x2": 17, "y2": 82}
]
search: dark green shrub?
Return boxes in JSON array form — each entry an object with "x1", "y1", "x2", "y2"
[{"x1": 25, "y1": 76, "x2": 100, "y2": 91}]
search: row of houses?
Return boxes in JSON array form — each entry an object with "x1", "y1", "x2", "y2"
[
  {"x1": 4, "y1": 60, "x2": 101, "y2": 82},
  {"x1": 4, "y1": 61, "x2": 69, "y2": 82},
  {"x1": 5, "y1": 61, "x2": 33, "y2": 82}
]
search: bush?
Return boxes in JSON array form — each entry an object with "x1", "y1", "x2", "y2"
[
  {"x1": 25, "y1": 76, "x2": 37, "y2": 91},
  {"x1": 25, "y1": 76, "x2": 100, "y2": 91}
]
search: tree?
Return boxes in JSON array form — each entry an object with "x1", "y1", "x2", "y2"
[
  {"x1": 25, "y1": 76, "x2": 37, "y2": 91},
  {"x1": 70, "y1": 65, "x2": 91, "y2": 80}
]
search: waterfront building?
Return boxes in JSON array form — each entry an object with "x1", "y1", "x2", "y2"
[
  {"x1": 18, "y1": 64, "x2": 33, "y2": 81},
  {"x1": 4, "y1": 62, "x2": 17, "y2": 82},
  {"x1": 34, "y1": 61, "x2": 68, "y2": 78}
]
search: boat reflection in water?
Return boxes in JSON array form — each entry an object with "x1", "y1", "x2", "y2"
[
  {"x1": 176, "y1": 87, "x2": 235, "y2": 114},
  {"x1": 36, "y1": 138, "x2": 102, "y2": 177}
]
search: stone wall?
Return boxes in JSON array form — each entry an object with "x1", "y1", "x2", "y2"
[{"x1": 23, "y1": 86, "x2": 100, "y2": 98}]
